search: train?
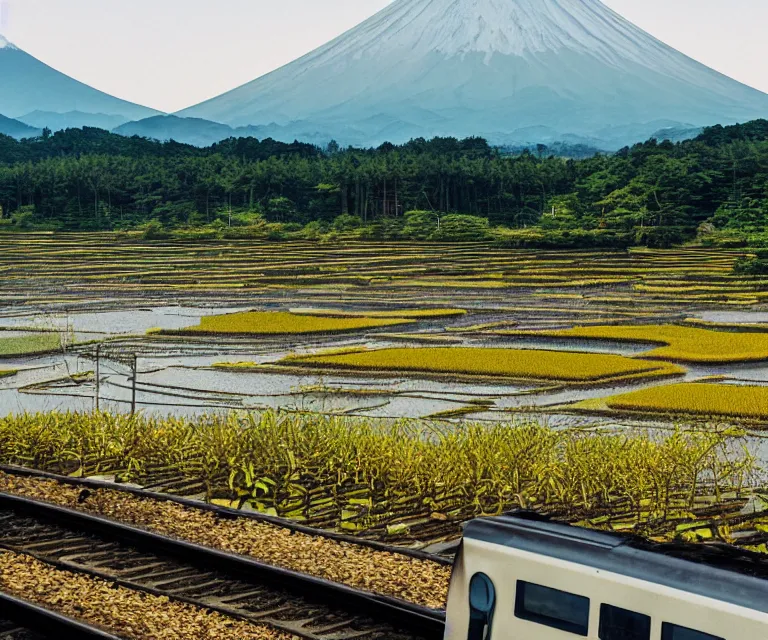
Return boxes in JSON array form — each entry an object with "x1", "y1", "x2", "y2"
[{"x1": 443, "y1": 512, "x2": 768, "y2": 640}]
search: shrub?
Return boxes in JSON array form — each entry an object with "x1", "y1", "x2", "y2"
[
  {"x1": 734, "y1": 255, "x2": 768, "y2": 275},
  {"x1": 402, "y1": 210, "x2": 440, "y2": 240},
  {"x1": 430, "y1": 214, "x2": 490, "y2": 241},
  {"x1": 11, "y1": 206, "x2": 36, "y2": 230},
  {"x1": 140, "y1": 220, "x2": 170, "y2": 240},
  {"x1": 634, "y1": 226, "x2": 689, "y2": 248},
  {"x1": 331, "y1": 214, "x2": 363, "y2": 231}
]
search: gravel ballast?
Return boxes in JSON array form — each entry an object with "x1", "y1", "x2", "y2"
[
  {"x1": 0, "y1": 471, "x2": 451, "y2": 610},
  {"x1": 0, "y1": 552, "x2": 297, "y2": 640}
]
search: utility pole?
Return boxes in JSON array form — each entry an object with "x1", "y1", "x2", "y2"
[
  {"x1": 130, "y1": 354, "x2": 137, "y2": 416},
  {"x1": 94, "y1": 344, "x2": 100, "y2": 412}
]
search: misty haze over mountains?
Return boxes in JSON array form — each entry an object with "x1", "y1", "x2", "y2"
[
  {"x1": 0, "y1": 33, "x2": 159, "y2": 131},
  {"x1": 2, "y1": 0, "x2": 768, "y2": 150}
]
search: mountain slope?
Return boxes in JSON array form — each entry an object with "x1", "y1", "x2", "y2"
[
  {"x1": 114, "y1": 115, "x2": 237, "y2": 146},
  {"x1": 178, "y1": 0, "x2": 768, "y2": 147},
  {"x1": 0, "y1": 34, "x2": 160, "y2": 122},
  {"x1": 0, "y1": 114, "x2": 40, "y2": 139},
  {"x1": 18, "y1": 111, "x2": 131, "y2": 132}
]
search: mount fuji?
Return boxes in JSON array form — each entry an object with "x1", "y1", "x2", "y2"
[
  {"x1": 0, "y1": 34, "x2": 159, "y2": 129},
  {"x1": 177, "y1": 0, "x2": 768, "y2": 148}
]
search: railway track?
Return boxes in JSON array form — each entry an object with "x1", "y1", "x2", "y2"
[
  {"x1": 0, "y1": 500, "x2": 443, "y2": 640},
  {"x1": 0, "y1": 617, "x2": 48, "y2": 640},
  {"x1": 0, "y1": 594, "x2": 119, "y2": 639}
]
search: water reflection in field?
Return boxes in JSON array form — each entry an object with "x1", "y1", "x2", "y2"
[{"x1": 1, "y1": 301, "x2": 767, "y2": 434}]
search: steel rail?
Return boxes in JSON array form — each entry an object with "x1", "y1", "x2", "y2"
[
  {"x1": 0, "y1": 464, "x2": 452, "y2": 566},
  {"x1": 0, "y1": 593, "x2": 121, "y2": 639}
]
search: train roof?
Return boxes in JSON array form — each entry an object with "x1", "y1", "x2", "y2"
[{"x1": 464, "y1": 512, "x2": 768, "y2": 614}]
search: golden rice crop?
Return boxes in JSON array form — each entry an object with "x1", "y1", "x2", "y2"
[
  {"x1": 280, "y1": 347, "x2": 684, "y2": 383},
  {"x1": 602, "y1": 382, "x2": 768, "y2": 420},
  {"x1": 289, "y1": 307, "x2": 466, "y2": 318},
  {"x1": 386, "y1": 279, "x2": 511, "y2": 288},
  {"x1": 0, "y1": 333, "x2": 61, "y2": 357},
  {"x1": 162, "y1": 311, "x2": 414, "y2": 335},
  {"x1": 503, "y1": 324, "x2": 768, "y2": 363}
]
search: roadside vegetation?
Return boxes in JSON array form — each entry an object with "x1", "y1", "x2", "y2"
[{"x1": 0, "y1": 411, "x2": 761, "y2": 550}]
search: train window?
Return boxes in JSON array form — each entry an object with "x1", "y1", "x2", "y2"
[
  {"x1": 514, "y1": 581, "x2": 590, "y2": 636},
  {"x1": 661, "y1": 623, "x2": 725, "y2": 640},
  {"x1": 599, "y1": 603, "x2": 651, "y2": 640}
]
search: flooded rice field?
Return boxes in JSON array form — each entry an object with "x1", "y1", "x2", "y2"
[{"x1": 2, "y1": 236, "x2": 768, "y2": 431}]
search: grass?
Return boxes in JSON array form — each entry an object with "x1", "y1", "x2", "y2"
[
  {"x1": 585, "y1": 382, "x2": 768, "y2": 421},
  {"x1": 0, "y1": 333, "x2": 62, "y2": 357},
  {"x1": 289, "y1": 308, "x2": 466, "y2": 318},
  {"x1": 501, "y1": 324, "x2": 768, "y2": 363},
  {"x1": 0, "y1": 410, "x2": 758, "y2": 545},
  {"x1": 162, "y1": 311, "x2": 414, "y2": 335},
  {"x1": 278, "y1": 347, "x2": 684, "y2": 383}
]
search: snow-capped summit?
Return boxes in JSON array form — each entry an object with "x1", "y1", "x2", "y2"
[
  {"x1": 283, "y1": 0, "x2": 686, "y2": 74},
  {"x1": 179, "y1": 0, "x2": 768, "y2": 148}
]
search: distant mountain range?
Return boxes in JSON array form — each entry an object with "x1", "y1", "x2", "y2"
[
  {"x1": 0, "y1": 113, "x2": 40, "y2": 139},
  {"x1": 17, "y1": 110, "x2": 131, "y2": 132},
  {"x1": 0, "y1": 33, "x2": 159, "y2": 129},
  {"x1": 0, "y1": 110, "x2": 706, "y2": 152},
  {"x1": 1, "y1": 0, "x2": 767, "y2": 150}
]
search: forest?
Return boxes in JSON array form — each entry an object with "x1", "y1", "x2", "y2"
[{"x1": 1, "y1": 120, "x2": 768, "y2": 248}]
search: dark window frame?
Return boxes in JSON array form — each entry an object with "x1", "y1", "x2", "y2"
[
  {"x1": 599, "y1": 603, "x2": 651, "y2": 640},
  {"x1": 514, "y1": 580, "x2": 590, "y2": 636},
  {"x1": 661, "y1": 622, "x2": 725, "y2": 640}
]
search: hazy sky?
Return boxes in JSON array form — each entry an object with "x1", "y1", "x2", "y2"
[{"x1": 2, "y1": 0, "x2": 767, "y2": 113}]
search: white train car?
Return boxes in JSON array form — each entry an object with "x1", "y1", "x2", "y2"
[{"x1": 444, "y1": 513, "x2": 768, "y2": 640}]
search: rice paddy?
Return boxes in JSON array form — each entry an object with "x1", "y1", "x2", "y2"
[
  {"x1": 276, "y1": 347, "x2": 685, "y2": 384},
  {"x1": 578, "y1": 382, "x2": 768, "y2": 421},
  {"x1": 161, "y1": 310, "x2": 414, "y2": 335},
  {"x1": 0, "y1": 332, "x2": 62, "y2": 357},
  {"x1": 0, "y1": 236, "x2": 766, "y2": 423},
  {"x1": 502, "y1": 324, "x2": 768, "y2": 364},
  {"x1": 289, "y1": 308, "x2": 467, "y2": 318}
]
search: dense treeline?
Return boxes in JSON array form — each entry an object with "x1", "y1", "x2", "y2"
[{"x1": 1, "y1": 121, "x2": 767, "y2": 247}]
